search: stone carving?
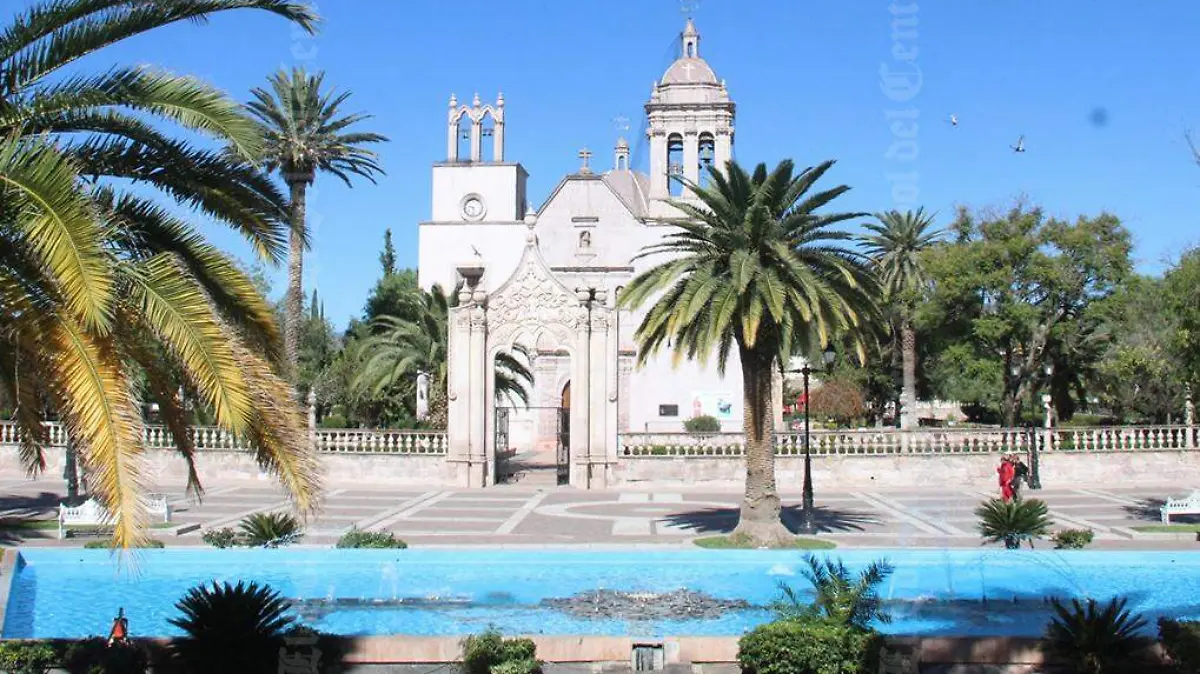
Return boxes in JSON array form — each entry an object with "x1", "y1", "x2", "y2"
[{"x1": 487, "y1": 243, "x2": 583, "y2": 333}]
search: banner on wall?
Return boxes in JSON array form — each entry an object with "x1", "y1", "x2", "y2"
[{"x1": 690, "y1": 392, "x2": 735, "y2": 421}]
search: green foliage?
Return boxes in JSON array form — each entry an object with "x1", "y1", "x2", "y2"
[
  {"x1": 201, "y1": 527, "x2": 239, "y2": 549},
  {"x1": 379, "y1": 229, "x2": 398, "y2": 277},
  {"x1": 773, "y1": 555, "x2": 894, "y2": 628},
  {"x1": 807, "y1": 379, "x2": 868, "y2": 427},
  {"x1": 318, "y1": 412, "x2": 349, "y2": 428},
  {"x1": 238, "y1": 512, "x2": 302, "y2": 547},
  {"x1": 1165, "y1": 248, "x2": 1200, "y2": 391},
  {"x1": 83, "y1": 539, "x2": 163, "y2": 549},
  {"x1": 460, "y1": 629, "x2": 541, "y2": 674},
  {"x1": 920, "y1": 203, "x2": 1133, "y2": 425},
  {"x1": 169, "y1": 581, "x2": 295, "y2": 674},
  {"x1": 364, "y1": 267, "x2": 421, "y2": 326},
  {"x1": 1043, "y1": 597, "x2": 1150, "y2": 674},
  {"x1": 684, "y1": 414, "x2": 722, "y2": 433},
  {"x1": 336, "y1": 527, "x2": 407, "y2": 549},
  {"x1": 62, "y1": 638, "x2": 148, "y2": 674},
  {"x1": 693, "y1": 534, "x2": 835, "y2": 550},
  {"x1": 0, "y1": 641, "x2": 57, "y2": 674},
  {"x1": 975, "y1": 498, "x2": 1051, "y2": 549},
  {"x1": 738, "y1": 617, "x2": 882, "y2": 674},
  {"x1": 1158, "y1": 618, "x2": 1200, "y2": 673},
  {"x1": 1052, "y1": 528, "x2": 1095, "y2": 549}
]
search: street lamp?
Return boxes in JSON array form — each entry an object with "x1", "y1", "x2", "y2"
[
  {"x1": 1030, "y1": 362, "x2": 1053, "y2": 489},
  {"x1": 797, "y1": 348, "x2": 837, "y2": 534}
]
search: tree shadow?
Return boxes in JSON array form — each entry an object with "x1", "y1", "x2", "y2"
[
  {"x1": 0, "y1": 491, "x2": 65, "y2": 546},
  {"x1": 1120, "y1": 498, "x2": 1200, "y2": 524},
  {"x1": 659, "y1": 504, "x2": 881, "y2": 535}
]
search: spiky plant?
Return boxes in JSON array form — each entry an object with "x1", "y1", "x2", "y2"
[
  {"x1": 618, "y1": 159, "x2": 877, "y2": 545},
  {"x1": 246, "y1": 68, "x2": 387, "y2": 373},
  {"x1": 170, "y1": 580, "x2": 296, "y2": 674},
  {"x1": 0, "y1": 0, "x2": 323, "y2": 549},
  {"x1": 773, "y1": 554, "x2": 895, "y2": 628},
  {"x1": 976, "y1": 498, "x2": 1051, "y2": 549},
  {"x1": 238, "y1": 511, "x2": 301, "y2": 547},
  {"x1": 1044, "y1": 597, "x2": 1150, "y2": 674}
]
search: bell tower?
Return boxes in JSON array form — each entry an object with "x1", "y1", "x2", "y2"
[
  {"x1": 645, "y1": 19, "x2": 735, "y2": 218},
  {"x1": 431, "y1": 92, "x2": 528, "y2": 223}
]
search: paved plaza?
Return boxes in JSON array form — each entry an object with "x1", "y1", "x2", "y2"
[{"x1": 1, "y1": 469, "x2": 1197, "y2": 549}]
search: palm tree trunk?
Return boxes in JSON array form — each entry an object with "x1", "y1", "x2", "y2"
[
  {"x1": 284, "y1": 178, "x2": 308, "y2": 378},
  {"x1": 899, "y1": 318, "x2": 917, "y2": 430},
  {"x1": 733, "y1": 350, "x2": 792, "y2": 545},
  {"x1": 64, "y1": 439, "x2": 79, "y2": 502}
]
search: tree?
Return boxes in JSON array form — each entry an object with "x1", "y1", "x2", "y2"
[
  {"x1": 354, "y1": 285, "x2": 534, "y2": 427},
  {"x1": 619, "y1": 159, "x2": 875, "y2": 545},
  {"x1": 0, "y1": 0, "x2": 321, "y2": 548},
  {"x1": 861, "y1": 208, "x2": 942, "y2": 429},
  {"x1": 247, "y1": 67, "x2": 387, "y2": 376},
  {"x1": 807, "y1": 378, "x2": 867, "y2": 428},
  {"x1": 920, "y1": 203, "x2": 1132, "y2": 426},
  {"x1": 380, "y1": 228, "x2": 397, "y2": 276},
  {"x1": 1165, "y1": 248, "x2": 1200, "y2": 397}
]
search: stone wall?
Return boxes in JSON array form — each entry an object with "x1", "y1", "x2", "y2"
[
  {"x1": 0, "y1": 447, "x2": 452, "y2": 487},
  {"x1": 611, "y1": 450, "x2": 1200, "y2": 489}
]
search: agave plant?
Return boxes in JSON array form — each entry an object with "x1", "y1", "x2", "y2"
[
  {"x1": 772, "y1": 554, "x2": 895, "y2": 628},
  {"x1": 1044, "y1": 597, "x2": 1150, "y2": 674},
  {"x1": 976, "y1": 498, "x2": 1051, "y2": 549},
  {"x1": 170, "y1": 580, "x2": 296, "y2": 674},
  {"x1": 238, "y1": 512, "x2": 301, "y2": 547}
]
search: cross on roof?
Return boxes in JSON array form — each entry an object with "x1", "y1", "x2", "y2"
[
  {"x1": 680, "y1": 61, "x2": 696, "y2": 78},
  {"x1": 578, "y1": 148, "x2": 593, "y2": 174}
]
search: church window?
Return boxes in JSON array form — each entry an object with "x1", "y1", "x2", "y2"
[
  {"x1": 480, "y1": 111, "x2": 496, "y2": 161},
  {"x1": 659, "y1": 404, "x2": 679, "y2": 417},
  {"x1": 667, "y1": 133, "x2": 684, "y2": 197},
  {"x1": 456, "y1": 112, "x2": 473, "y2": 162},
  {"x1": 616, "y1": 153, "x2": 628, "y2": 171},
  {"x1": 579, "y1": 231, "x2": 592, "y2": 249},
  {"x1": 698, "y1": 133, "x2": 715, "y2": 186}
]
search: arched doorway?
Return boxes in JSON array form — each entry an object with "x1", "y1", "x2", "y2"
[{"x1": 558, "y1": 383, "x2": 571, "y2": 485}]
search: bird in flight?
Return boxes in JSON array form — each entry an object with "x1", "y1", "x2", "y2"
[
  {"x1": 947, "y1": 114, "x2": 958, "y2": 127},
  {"x1": 1011, "y1": 135, "x2": 1026, "y2": 153},
  {"x1": 470, "y1": 245, "x2": 482, "y2": 258}
]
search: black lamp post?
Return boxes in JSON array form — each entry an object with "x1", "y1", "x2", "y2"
[
  {"x1": 796, "y1": 349, "x2": 836, "y2": 535},
  {"x1": 1030, "y1": 363, "x2": 1052, "y2": 490}
]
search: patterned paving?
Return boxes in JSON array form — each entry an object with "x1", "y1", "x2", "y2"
[{"x1": 0, "y1": 470, "x2": 1194, "y2": 548}]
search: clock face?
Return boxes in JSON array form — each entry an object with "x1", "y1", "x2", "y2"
[{"x1": 462, "y1": 196, "x2": 485, "y2": 220}]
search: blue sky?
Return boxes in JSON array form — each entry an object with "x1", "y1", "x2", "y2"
[{"x1": 33, "y1": 1, "x2": 1200, "y2": 326}]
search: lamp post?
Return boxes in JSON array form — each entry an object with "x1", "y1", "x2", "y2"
[
  {"x1": 796, "y1": 349, "x2": 836, "y2": 535},
  {"x1": 1033, "y1": 363, "x2": 1053, "y2": 489}
]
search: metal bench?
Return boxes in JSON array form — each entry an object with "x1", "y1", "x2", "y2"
[
  {"x1": 1161, "y1": 490, "x2": 1200, "y2": 524},
  {"x1": 58, "y1": 494, "x2": 171, "y2": 539}
]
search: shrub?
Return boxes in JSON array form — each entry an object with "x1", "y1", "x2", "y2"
[
  {"x1": 738, "y1": 617, "x2": 882, "y2": 674},
  {"x1": 1044, "y1": 597, "x2": 1150, "y2": 674},
  {"x1": 0, "y1": 641, "x2": 58, "y2": 674},
  {"x1": 806, "y1": 379, "x2": 867, "y2": 427},
  {"x1": 976, "y1": 498, "x2": 1051, "y2": 549},
  {"x1": 336, "y1": 527, "x2": 407, "y2": 549},
  {"x1": 201, "y1": 527, "x2": 239, "y2": 548},
  {"x1": 461, "y1": 629, "x2": 541, "y2": 674},
  {"x1": 683, "y1": 414, "x2": 721, "y2": 433},
  {"x1": 238, "y1": 512, "x2": 301, "y2": 547},
  {"x1": 318, "y1": 413, "x2": 348, "y2": 429},
  {"x1": 774, "y1": 555, "x2": 894, "y2": 628},
  {"x1": 83, "y1": 539, "x2": 164, "y2": 549},
  {"x1": 1159, "y1": 618, "x2": 1200, "y2": 672},
  {"x1": 1053, "y1": 528, "x2": 1095, "y2": 549},
  {"x1": 169, "y1": 580, "x2": 295, "y2": 674},
  {"x1": 62, "y1": 638, "x2": 148, "y2": 674}
]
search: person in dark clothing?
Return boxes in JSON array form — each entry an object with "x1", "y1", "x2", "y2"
[{"x1": 1011, "y1": 455, "x2": 1031, "y2": 498}]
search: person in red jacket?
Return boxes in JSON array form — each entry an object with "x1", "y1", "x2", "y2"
[{"x1": 998, "y1": 456, "x2": 1016, "y2": 502}]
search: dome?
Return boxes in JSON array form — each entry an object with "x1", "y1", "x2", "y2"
[{"x1": 660, "y1": 57, "x2": 719, "y2": 85}]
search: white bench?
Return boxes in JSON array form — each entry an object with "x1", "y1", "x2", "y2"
[
  {"x1": 58, "y1": 494, "x2": 171, "y2": 539},
  {"x1": 1160, "y1": 490, "x2": 1200, "y2": 524}
]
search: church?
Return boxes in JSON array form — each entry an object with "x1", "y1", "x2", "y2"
[{"x1": 417, "y1": 20, "x2": 769, "y2": 487}]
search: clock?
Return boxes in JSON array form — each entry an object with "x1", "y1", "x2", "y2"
[{"x1": 461, "y1": 195, "x2": 486, "y2": 221}]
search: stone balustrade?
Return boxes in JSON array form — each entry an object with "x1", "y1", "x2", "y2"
[
  {"x1": 0, "y1": 421, "x2": 447, "y2": 455},
  {"x1": 620, "y1": 425, "x2": 1198, "y2": 457}
]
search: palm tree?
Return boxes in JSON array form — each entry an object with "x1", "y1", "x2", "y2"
[
  {"x1": 0, "y1": 0, "x2": 322, "y2": 548},
  {"x1": 773, "y1": 554, "x2": 895, "y2": 628},
  {"x1": 170, "y1": 580, "x2": 296, "y2": 674},
  {"x1": 976, "y1": 498, "x2": 1052, "y2": 549},
  {"x1": 619, "y1": 159, "x2": 876, "y2": 544},
  {"x1": 861, "y1": 208, "x2": 942, "y2": 429},
  {"x1": 247, "y1": 68, "x2": 388, "y2": 375},
  {"x1": 354, "y1": 284, "x2": 534, "y2": 425},
  {"x1": 1044, "y1": 597, "x2": 1150, "y2": 674}
]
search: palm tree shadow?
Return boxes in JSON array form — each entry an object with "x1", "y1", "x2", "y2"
[
  {"x1": 0, "y1": 491, "x2": 65, "y2": 546},
  {"x1": 1121, "y1": 498, "x2": 1199, "y2": 523},
  {"x1": 660, "y1": 505, "x2": 880, "y2": 535}
]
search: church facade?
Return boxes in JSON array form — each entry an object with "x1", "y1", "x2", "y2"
[{"x1": 417, "y1": 21, "x2": 777, "y2": 487}]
